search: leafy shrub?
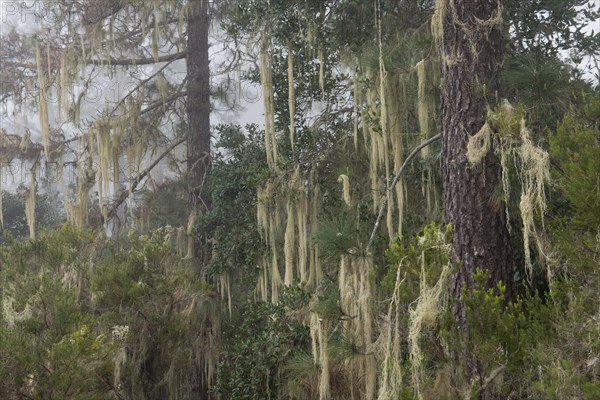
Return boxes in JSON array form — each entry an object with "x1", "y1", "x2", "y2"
[{"x1": 213, "y1": 286, "x2": 310, "y2": 399}]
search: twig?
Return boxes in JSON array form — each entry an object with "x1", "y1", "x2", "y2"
[{"x1": 366, "y1": 133, "x2": 441, "y2": 253}]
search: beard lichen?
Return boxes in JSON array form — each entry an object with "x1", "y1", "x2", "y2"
[
  {"x1": 288, "y1": 41, "x2": 296, "y2": 154},
  {"x1": 376, "y1": 260, "x2": 405, "y2": 400},
  {"x1": 467, "y1": 100, "x2": 550, "y2": 281},
  {"x1": 256, "y1": 163, "x2": 319, "y2": 302},
  {"x1": 284, "y1": 199, "x2": 296, "y2": 286},
  {"x1": 259, "y1": 32, "x2": 278, "y2": 167},
  {"x1": 318, "y1": 46, "x2": 325, "y2": 99},
  {"x1": 2, "y1": 290, "x2": 34, "y2": 328},
  {"x1": 408, "y1": 257, "x2": 451, "y2": 400},
  {"x1": 25, "y1": 171, "x2": 37, "y2": 240},
  {"x1": 65, "y1": 160, "x2": 95, "y2": 228},
  {"x1": 35, "y1": 42, "x2": 51, "y2": 159},
  {"x1": 338, "y1": 174, "x2": 352, "y2": 207}
]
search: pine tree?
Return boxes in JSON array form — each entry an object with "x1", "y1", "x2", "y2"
[
  {"x1": 186, "y1": 0, "x2": 212, "y2": 264},
  {"x1": 435, "y1": 0, "x2": 515, "y2": 312},
  {"x1": 434, "y1": 0, "x2": 515, "y2": 328}
]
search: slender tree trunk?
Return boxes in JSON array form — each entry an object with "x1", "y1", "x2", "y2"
[
  {"x1": 187, "y1": 1, "x2": 212, "y2": 398},
  {"x1": 187, "y1": 0, "x2": 211, "y2": 261},
  {"x1": 438, "y1": 0, "x2": 515, "y2": 317}
]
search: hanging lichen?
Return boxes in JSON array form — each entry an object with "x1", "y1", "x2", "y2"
[
  {"x1": 318, "y1": 46, "x2": 325, "y2": 98},
  {"x1": 112, "y1": 126, "x2": 124, "y2": 202},
  {"x1": 377, "y1": 261, "x2": 404, "y2": 400},
  {"x1": 416, "y1": 59, "x2": 431, "y2": 155},
  {"x1": 256, "y1": 256, "x2": 269, "y2": 303},
  {"x1": 288, "y1": 41, "x2": 296, "y2": 154},
  {"x1": 24, "y1": 171, "x2": 36, "y2": 240},
  {"x1": 35, "y1": 42, "x2": 50, "y2": 159},
  {"x1": 318, "y1": 318, "x2": 330, "y2": 400},
  {"x1": 284, "y1": 200, "x2": 296, "y2": 286},
  {"x1": 185, "y1": 209, "x2": 198, "y2": 259},
  {"x1": 308, "y1": 181, "x2": 323, "y2": 289},
  {"x1": 387, "y1": 73, "x2": 407, "y2": 235},
  {"x1": 259, "y1": 32, "x2": 278, "y2": 167},
  {"x1": 467, "y1": 100, "x2": 550, "y2": 280},
  {"x1": 256, "y1": 178, "x2": 282, "y2": 302},
  {"x1": 296, "y1": 188, "x2": 309, "y2": 283},
  {"x1": 338, "y1": 255, "x2": 349, "y2": 320},
  {"x1": 257, "y1": 164, "x2": 315, "y2": 300},
  {"x1": 338, "y1": 174, "x2": 352, "y2": 207},
  {"x1": 517, "y1": 119, "x2": 551, "y2": 279},
  {"x1": 125, "y1": 120, "x2": 145, "y2": 221},
  {"x1": 219, "y1": 270, "x2": 232, "y2": 318},
  {"x1": 360, "y1": 256, "x2": 376, "y2": 400},
  {"x1": 353, "y1": 72, "x2": 361, "y2": 151},
  {"x1": 431, "y1": 0, "x2": 445, "y2": 50},
  {"x1": 178, "y1": 3, "x2": 189, "y2": 43},
  {"x1": 113, "y1": 347, "x2": 127, "y2": 396},
  {"x1": 378, "y1": 20, "x2": 394, "y2": 241},
  {"x1": 94, "y1": 120, "x2": 112, "y2": 224},
  {"x1": 152, "y1": 0, "x2": 161, "y2": 62},
  {"x1": 156, "y1": 72, "x2": 169, "y2": 109},
  {"x1": 376, "y1": 0, "x2": 387, "y2": 144},
  {"x1": 408, "y1": 258, "x2": 451, "y2": 400},
  {"x1": 416, "y1": 55, "x2": 440, "y2": 215},
  {"x1": 257, "y1": 185, "x2": 268, "y2": 241},
  {"x1": 338, "y1": 253, "x2": 376, "y2": 399},
  {"x1": 65, "y1": 160, "x2": 94, "y2": 228},
  {"x1": 269, "y1": 207, "x2": 282, "y2": 303},
  {"x1": 364, "y1": 66, "x2": 380, "y2": 214}
]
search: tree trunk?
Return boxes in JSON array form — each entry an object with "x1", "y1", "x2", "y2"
[
  {"x1": 438, "y1": 0, "x2": 515, "y2": 316},
  {"x1": 187, "y1": 0, "x2": 211, "y2": 262},
  {"x1": 187, "y1": 1, "x2": 212, "y2": 398}
]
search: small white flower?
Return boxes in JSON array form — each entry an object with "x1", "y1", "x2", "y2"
[{"x1": 112, "y1": 325, "x2": 130, "y2": 341}]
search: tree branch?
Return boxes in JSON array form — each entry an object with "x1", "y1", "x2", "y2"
[
  {"x1": 366, "y1": 133, "x2": 442, "y2": 253},
  {"x1": 88, "y1": 50, "x2": 188, "y2": 66},
  {"x1": 467, "y1": 365, "x2": 506, "y2": 400},
  {"x1": 105, "y1": 136, "x2": 186, "y2": 223},
  {"x1": 140, "y1": 91, "x2": 188, "y2": 116},
  {"x1": 2, "y1": 51, "x2": 188, "y2": 71}
]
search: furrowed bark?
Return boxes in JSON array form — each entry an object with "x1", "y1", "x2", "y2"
[
  {"x1": 187, "y1": 0, "x2": 212, "y2": 261},
  {"x1": 187, "y1": 1, "x2": 213, "y2": 396},
  {"x1": 438, "y1": 0, "x2": 515, "y2": 313}
]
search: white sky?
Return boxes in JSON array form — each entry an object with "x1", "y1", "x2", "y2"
[{"x1": 0, "y1": 0, "x2": 263, "y2": 198}]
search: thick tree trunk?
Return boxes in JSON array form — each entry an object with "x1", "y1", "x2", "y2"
[
  {"x1": 187, "y1": 0, "x2": 211, "y2": 261},
  {"x1": 187, "y1": 1, "x2": 212, "y2": 398},
  {"x1": 438, "y1": 0, "x2": 515, "y2": 315}
]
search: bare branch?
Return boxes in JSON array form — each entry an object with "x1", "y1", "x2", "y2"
[
  {"x1": 105, "y1": 136, "x2": 186, "y2": 223},
  {"x1": 87, "y1": 50, "x2": 188, "y2": 66},
  {"x1": 140, "y1": 91, "x2": 188, "y2": 116},
  {"x1": 366, "y1": 133, "x2": 442, "y2": 253},
  {"x1": 467, "y1": 366, "x2": 506, "y2": 400}
]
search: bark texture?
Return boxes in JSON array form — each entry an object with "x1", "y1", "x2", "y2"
[
  {"x1": 187, "y1": 1, "x2": 212, "y2": 398},
  {"x1": 187, "y1": 0, "x2": 211, "y2": 209},
  {"x1": 187, "y1": 0, "x2": 212, "y2": 259},
  {"x1": 438, "y1": 0, "x2": 515, "y2": 312}
]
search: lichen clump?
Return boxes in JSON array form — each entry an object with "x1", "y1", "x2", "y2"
[{"x1": 467, "y1": 100, "x2": 550, "y2": 280}]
